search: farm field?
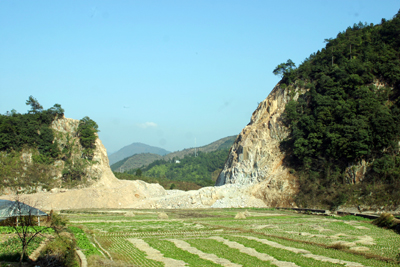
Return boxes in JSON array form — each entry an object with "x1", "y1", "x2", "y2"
[{"x1": 64, "y1": 208, "x2": 400, "y2": 267}]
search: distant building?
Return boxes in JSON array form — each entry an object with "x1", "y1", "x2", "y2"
[{"x1": 175, "y1": 160, "x2": 180, "y2": 164}]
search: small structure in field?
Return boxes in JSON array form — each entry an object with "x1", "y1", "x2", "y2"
[
  {"x1": 158, "y1": 212, "x2": 169, "y2": 219},
  {"x1": 0, "y1": 199, "x2": 48, "y2": 226},
  {"x1": 235, "y1": 212, "x2": 246, "y2": 219}
]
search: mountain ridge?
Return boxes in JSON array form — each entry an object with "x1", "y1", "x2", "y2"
[
  {"x1": 108, "y1": 142, "x2": 170, "y2": 165},
  {"x1": 111, "y1": 135, "x2": 236, "y2": 172}
]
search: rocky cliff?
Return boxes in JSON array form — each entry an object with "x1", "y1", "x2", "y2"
[
  {"x1": 0, "y1": 117, "x2": 268, "y2": 210},
  {"x1": 216, "y1": 83, "x2": 299, "y2": 207},
  {"x1": 0, "y1": 117, "x2": 169, "y2": 209}
]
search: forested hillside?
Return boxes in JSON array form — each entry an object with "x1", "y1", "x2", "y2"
[
  {"x1": 123, "y1": 149, "x2": 230, "y2": 187},
  {"x1": 162, "y1": 135, "x2": 236, "y2": 161},
  {"x1": 279, "y1": 10, "x2": 400, "y2": 209},
  {"x1": 110, "y1": 153, "x2": 162, "y2": 172},
  {"x1": 111, "y1": 135, "x2": 235, "y2": 175},
  {"x1": 0, "y1": 97, "x2": 100, "y2": 191}
]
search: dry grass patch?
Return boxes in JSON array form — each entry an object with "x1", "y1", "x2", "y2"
[
  {"x1": 157, "y1": 212, "x2": 169, "y2": 220},
  {"x1": 235, "y1": 212, "x2": 246, "y2": 219}
]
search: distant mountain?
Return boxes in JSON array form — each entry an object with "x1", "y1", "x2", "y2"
[
  {"x1": 111, "y1": 153, "x2": 163, "y2": 172},
  {"x1": 162, "y1": 135, "x2": 237, "y2": 161},
  {"x1": 111, "y1": 135, "x2": 237, "y2": 173},
  {"x1": 108, "y1": 143, "x2": 170, "y2": 165}
]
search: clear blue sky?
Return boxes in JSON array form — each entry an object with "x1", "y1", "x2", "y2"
[{"x1": 1, "y1": 1, "x2": 399, "y2": 154}]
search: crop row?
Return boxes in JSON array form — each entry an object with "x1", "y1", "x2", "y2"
[
  {"x1": 97, "y1": 234, "x2": 399, "y2": 267},
  {"x1": 96, "y1": 236, "x2": 162, "y2": 267},
  {"x1": 0, "y1": 236, "x2": 44, "y2": 262},
  {"x1": 96, "y1": 229, "x2": 239, "y2": 237},
  {"x1": 68, "y1": 226, "x2": 102, "y2": 257},
  {"x1": 0, "y1": 226, "x2": 54, "y2": 234}
]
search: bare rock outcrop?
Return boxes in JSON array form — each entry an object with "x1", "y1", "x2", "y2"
[
  {"x1": 216, "y1": 84, "x2": 298, "y2": 207},
  {"x1": 1, "y1": 117, "x2": 168, "y2": 210}
]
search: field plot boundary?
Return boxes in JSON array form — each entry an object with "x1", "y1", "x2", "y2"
[
  {"x1": 168, "y1": 238, "x2": 241, "y2": 267},
  {"x1": 65, "y1": 209, "x2": 400, "y2": 267},
  {"x1": 237, "y1": 235, "x2": 366, "y2": 267},
  {"x1": 209, "y1": 236, "x2": 299, "y2": 267},
  {"x1": 97, "y1": 229, "x2": 240, "y2": 237},
  {"x1": 128, "y1": 238, "x2": 187, "y2": 267}
]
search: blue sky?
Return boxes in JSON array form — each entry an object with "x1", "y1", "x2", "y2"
[{"x1": 1, "y1": 1, "x2": 399, "y2": 154}]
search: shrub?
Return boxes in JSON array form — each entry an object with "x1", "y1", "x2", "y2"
[
  {"x1": 373, "y1": 212, "x2": 400, "y2": 233},
  {"x1": 36, "y1": 233, "x2": 78, "y2": 267}
]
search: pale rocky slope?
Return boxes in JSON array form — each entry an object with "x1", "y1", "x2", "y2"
[
  {"x1": 0, "y1": 117, "x2": 266, "y2": 210},
  {"x1": 216, "y1": 83, "x2": 298, "y2": 207}
]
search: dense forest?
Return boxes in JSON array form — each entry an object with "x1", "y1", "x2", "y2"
[
  {"x1": 279, "y1": 10, "x2": 400, "y2": 209},
  {"x1": 121, "y1": 149, "x2": 230, "y2": 187},
  {"x1": 0, "y1": 97, "x2": 99, "y2": 190}
]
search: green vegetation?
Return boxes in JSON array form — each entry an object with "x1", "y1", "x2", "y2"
[
  {"x1": 373, "y1": 213, "x2": 400, "y2": 233},
  {"x1": 146, "y1": 239, "x2": 221, "y2": 266},
  {"x1": 114, "y1": 172, "x2": 203, "y2": 190},
  {"x1": 111, "y1": 153, "x2": 163, "y2": 172},
  {"x1": 0, "y1": 96, "x2": 63, "y2": 159},
  {"x1": 0, "y1": 235, "x2": 44, "y2": 262},
  {"x1": 36, "y1": 233, "x2": 79, "y2": 267},
  {"x1": 0, "y1": 97, "x2": 101, "y2": 191},
  {"x1": 63, "y1": 209, "x2": 400, "y2": 266},
  {"x1": 69, "y1": 226, "x2": 102, "y2": 257},
  {"x1": 77, "y1": 116, "x2": 99, "y2": 159},
  {"x1": 111, "y1": 135, "x2": 236, "y2": 176},
  {"x1": 0, "y1": 150, "x2": 55, "y2": 191},
  {"x1": 140, "y1": 149, "x2": 229, "y2": 187},
  {"x1": 329, "y1": 215, "x2": 372, "y2": 221},
  {"x1": 114, "y1": 149, "x2": 230, "y2": 189},
  {"x1": 279, "y1": 10, "x2": 400, "y2": 209}
]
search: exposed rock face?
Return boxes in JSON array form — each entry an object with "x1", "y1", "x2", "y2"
[
  {"x1": 216, "y1": 84, "x2": 298, "y2": 206},
  {"x1": 50, "y1": 117, "x2": 135, "y2": 189},
  {"x1": 0, "y1": 117, "x2": 169, "y2": 209}
]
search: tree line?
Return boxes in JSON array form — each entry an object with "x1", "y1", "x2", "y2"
[
  {"x1": 276, "y1": 10, "x2": 400, "y2": 209},
  {"x1": 123, "y1": 149, "x2": 230, "y2": 187},
  {"x1": 0, "y1": 96, "x2": 99, "y2": 189}
]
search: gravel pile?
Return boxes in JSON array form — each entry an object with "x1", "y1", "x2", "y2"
[{"x1": 151, "y1": 183, "x2": 267, "y2": 209}]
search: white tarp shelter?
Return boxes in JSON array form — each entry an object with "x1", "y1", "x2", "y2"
[{"x1": 0, "y1": 199, "x2": 47, "y2": 222}]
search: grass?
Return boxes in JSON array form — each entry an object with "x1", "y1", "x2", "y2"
[
  {"x1": 0, "y1": 235, "x2": 45, "y2": 262},
  {"x1": 254, "y1": 232, "x2": 399, "y2": 266},
  {"x1": 69, "y1": 226, "x2": 102, "y2": 257},
  {"x1": 334, "y1": 215, "x2": 373, "y2": 221},
  {"x1": 186, "y1": 237, "x2": 276, "y2": 266},
  {"x1": 96, "y1": 236, "x2": 162, "y2": 266},
  {"x1": 146, "y1": 238, "x2": 221, "y2": 267},
  {"x1": 225, "y1": 235, "x2": 338, "y2": 267},
  {"x1": 56, "y1": 208, "x2": 400, "y2": 266}
]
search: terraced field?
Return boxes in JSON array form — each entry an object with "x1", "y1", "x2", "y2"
[{"x1": 66, "y1": 209, "x2": 400, "y2": 266}]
